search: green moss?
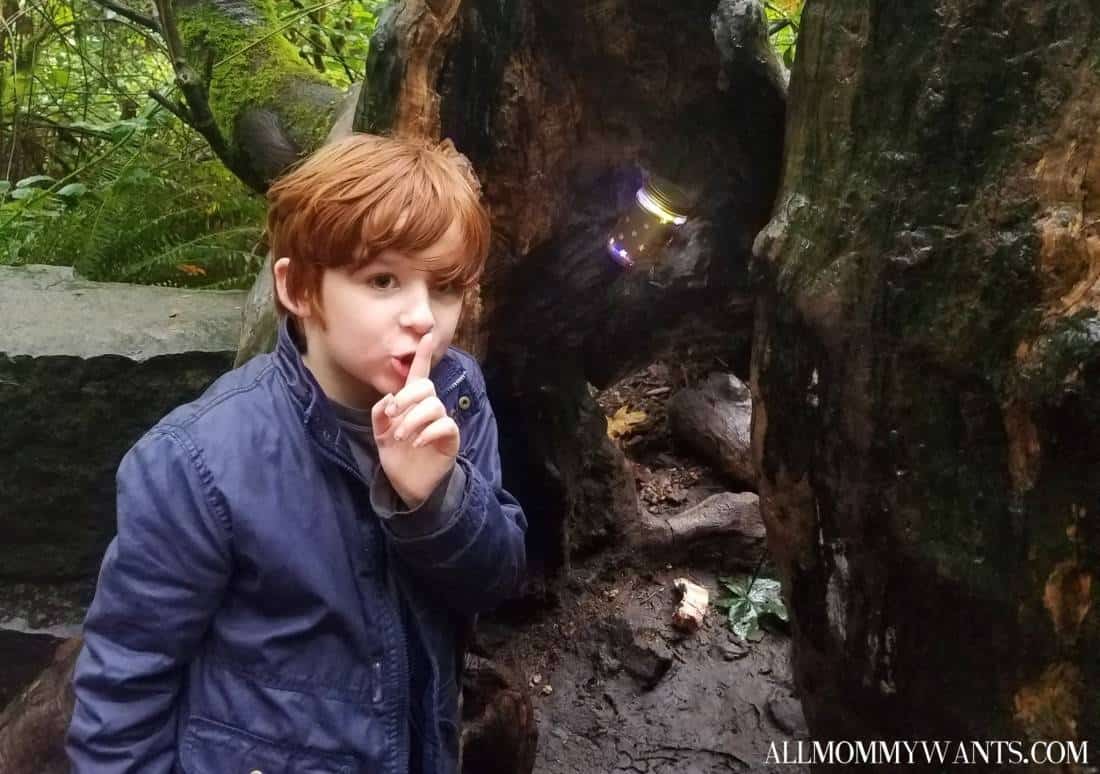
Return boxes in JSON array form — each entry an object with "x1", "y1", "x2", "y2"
[{"x1": 177, "y1": 0, "x2": 340, "y2": 152}]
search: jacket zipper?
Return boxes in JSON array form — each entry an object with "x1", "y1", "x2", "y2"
[
  {"x1": 310, "y1": 433, "x2": 411, "y2": 774},
  {"x1": 311, "y1": 366, "x2": 466, "y2": 772},
  {"x1": 440, "y1": 372, "x2": 466, "y2": 398}
]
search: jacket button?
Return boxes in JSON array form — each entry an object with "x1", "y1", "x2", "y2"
[
  {"x1": 249, "y1": 770, "x2": 263, "y2": 774},
  {"x1": 457, "y1": 395, "x2": 472, "y2": 410}
]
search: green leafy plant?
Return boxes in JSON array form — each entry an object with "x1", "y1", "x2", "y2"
[
  {"x1": 764, "y1": 0, "x2": 803, "y2": 68},
  {"x1": 14, "y1": 150, "x2": 266, "y2": 289},
  {"x1": 715, "y1": 570, "x2": 789, "y2": 641}
]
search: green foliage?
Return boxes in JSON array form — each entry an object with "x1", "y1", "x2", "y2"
[
  {"x1": 11, "y1": 147, "x2": 266, "y2": 289},
  {"x1": 177, "y1": 1, "x2": 339, "y2": 153},
  {"x1": 2, "y1": 0, "x2": 383, "y2": 287},
  {"x1": 2, "y1": 109, "x2": 266, "y2": 289},
  {"x1": 276, "y1": 0, "x2": 380, "y2": 84},
  {"x1": 714, "y1": 574, "x2": 789, "y2": 641},
  {"x1": 764, "y1": 0, "x2": 803, "y2": 68}
]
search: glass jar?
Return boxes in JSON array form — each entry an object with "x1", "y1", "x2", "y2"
[{"x1": 606, "y1": 174, "x2": 691, "y2": 269}]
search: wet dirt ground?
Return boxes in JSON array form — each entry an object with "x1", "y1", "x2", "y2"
[{"x1": 478, "y1": 339, "x2": 810, "y2": 773}]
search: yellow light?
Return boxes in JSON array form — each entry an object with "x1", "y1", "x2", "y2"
[{"x1": 635, "y1": 186, "x2": 687, "y2": 225}]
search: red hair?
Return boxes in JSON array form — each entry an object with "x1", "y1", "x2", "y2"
[{"x1": 266, "y1": 133, "x2": 490, "y2": 321}]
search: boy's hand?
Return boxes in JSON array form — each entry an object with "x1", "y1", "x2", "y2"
[{"x1": 371, "y1": 332, "x2": 460, "y2": 510}]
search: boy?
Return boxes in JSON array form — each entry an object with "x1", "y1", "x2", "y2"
[{"x1": 66, "y1": 134, "x2": 528, "y2": 774}]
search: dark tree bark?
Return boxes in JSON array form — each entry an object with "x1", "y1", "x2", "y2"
[
  {"x1": 752, "y1": 0, "x2": 1100, "y2": 755},
  {"x1": 1, "y1": 0, "x2": 785, "y2": 769}
]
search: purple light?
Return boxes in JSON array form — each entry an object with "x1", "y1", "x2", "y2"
[{"x1": 607, "y1": 239, "x2": 634, "y2": 268}]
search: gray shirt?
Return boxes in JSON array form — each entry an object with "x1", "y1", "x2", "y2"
[{"x1": 329, "y1": 400, "x2": 466, "y2": 538}]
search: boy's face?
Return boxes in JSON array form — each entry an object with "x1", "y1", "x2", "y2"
[{"x1": 275, "y1": 219, "x2": 467, "y2": 409}]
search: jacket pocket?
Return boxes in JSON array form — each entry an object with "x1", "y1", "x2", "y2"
[{"x1": 179, "y1": 716, "x2": 357, "y2": 774}]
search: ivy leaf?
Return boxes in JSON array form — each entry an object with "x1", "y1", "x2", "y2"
[
  {"x1": 714, "y1": 573, "x2": 789, "y2": 641},
  {"x1": 719, "y1": 576, "x2": 749, "y2": 598}
]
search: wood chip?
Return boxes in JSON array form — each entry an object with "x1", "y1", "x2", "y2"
[{"x1": 671, "y1": 578, "x2": 709, "y2": 633}]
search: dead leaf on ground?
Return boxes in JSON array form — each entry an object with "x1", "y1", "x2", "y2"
[{"x1": 606, "y1": 405, "x2": 648, "y2": 440}]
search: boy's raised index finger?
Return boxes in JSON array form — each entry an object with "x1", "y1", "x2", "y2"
[{"x1": 406, "y1": 331, "x2": 434, "y2": 385}]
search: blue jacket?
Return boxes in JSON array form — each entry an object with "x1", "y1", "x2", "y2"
[{"x1": 67, "y1": 320, "x2": 528, "y2": 774}]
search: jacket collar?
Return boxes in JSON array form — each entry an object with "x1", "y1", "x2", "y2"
[
  {"x1": 274, "y1": 316, "x2": 330, "y2": 428},
  {"x1": 273, "y1": 316, "x2": 468, "y2": 429}
]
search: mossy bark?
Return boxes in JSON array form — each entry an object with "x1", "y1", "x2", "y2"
[
  {"x1": 174, "y1": 0, "x2": 345, "y2": 189},
  {"x1": 753, "y1": 0, "x2": 1100, "y2": 753}
]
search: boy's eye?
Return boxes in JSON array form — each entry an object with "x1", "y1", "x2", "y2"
[
  {"x1": 367, "y1": 273, "x2": 396, "y2": 290},
  {"x1": 432, "y1": 281, "x2": 462, "y2": 296}
]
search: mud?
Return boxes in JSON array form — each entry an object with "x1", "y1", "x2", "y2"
[{"x1": 477, "y1": 344, "x2": 809, "y2": 774}]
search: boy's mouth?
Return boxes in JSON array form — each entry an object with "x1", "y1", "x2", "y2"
[{"x1": 391, "y1": 353, "x2": 415, "y2": 379}]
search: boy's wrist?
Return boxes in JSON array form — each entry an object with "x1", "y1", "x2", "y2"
[
  {"x1": 374, "y1": 462, "x2": 467, "y2": 540},
  {"x1": 392, "y1": 463, "x2": 454, "y2": 511}
]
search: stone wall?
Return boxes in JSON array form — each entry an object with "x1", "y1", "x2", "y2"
[{"x1": 0, "y1": 265, "x2": 245, "y2": 707}]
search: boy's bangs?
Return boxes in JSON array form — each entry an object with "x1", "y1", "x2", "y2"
[{"x1": 350, "y1": 182, "x2": 487, "y2": 288}]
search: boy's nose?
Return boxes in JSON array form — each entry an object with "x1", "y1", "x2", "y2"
[{"x1": 399, "y1": 290, "x2": 435, "y2": 333}]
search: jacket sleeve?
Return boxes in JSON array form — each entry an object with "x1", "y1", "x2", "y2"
[
  {"x1": 378, "y1": 387, "x2": 528, "y2": 615},
  {"x1": 67, "y1": 427, "x2": 232, "y2": 774}
]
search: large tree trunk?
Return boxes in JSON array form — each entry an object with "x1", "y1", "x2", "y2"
[{"x1": 753, "y1": 0, "x2": 1100, "y2": 755}]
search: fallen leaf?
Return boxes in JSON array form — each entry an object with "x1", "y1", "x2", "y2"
[
  {"x1": 177, "y1": 263, "x2": 207, "y2": 276},
  {"x1": 606, "y1": 405, "x2": 647, "y2": 440}
]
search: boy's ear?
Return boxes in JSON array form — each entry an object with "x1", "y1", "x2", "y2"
[{"x1": 273, "y1": 257, "x2": 312, "y2": 318}]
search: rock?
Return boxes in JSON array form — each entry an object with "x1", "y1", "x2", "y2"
[
  {"x1": 595, "y1": 617, "x2": 673, "y2": 691},
  {"x1": 595, "y1": 645, "x2": 623, "y2": 676},
  {"x1": 714, "y1": 640, "x2": 748, "y2": 661},
  {"x1": 766, "y1": 691, "x2": 809, "y2": 737},
  {"x1": 667, "y1": 372, "x2": 755, "y2": 488},
  {"x1": 672, "y1": 578, "x2": 709, "y2": 633},
  {"x1": 0, "y1": 265, "x2": 243, "y2": 683}
]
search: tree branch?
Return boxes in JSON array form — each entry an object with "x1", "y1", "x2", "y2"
[
  {"x1": 147, "y1": 89, "x2": 191, "y2": 123},
  {"x1": 87, "y1": 0, "x2": 161, "y2": 33}
]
